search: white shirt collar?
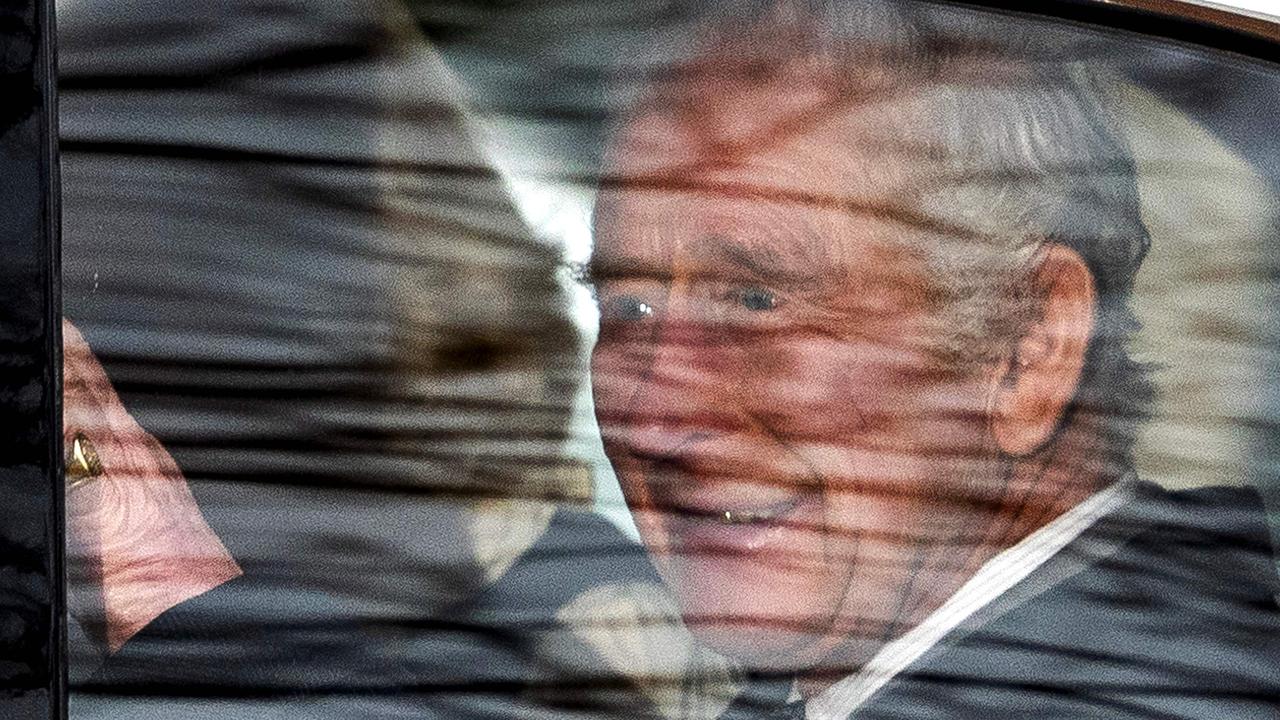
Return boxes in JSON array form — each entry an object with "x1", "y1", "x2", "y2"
[{"x1": 801, "y1": 473, "x2": 1138, "y2": 720}]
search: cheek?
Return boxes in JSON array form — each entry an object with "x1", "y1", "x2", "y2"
[
  {"x1": 745, "y1": 330, "x2": 991, "y2": 445},
  {"x1": 589, "y1": 345, "x2": 642, "y2": 417},
  {"x1": 742, "y1": 332, "x2": 997, "y2": 524},
  {"x1": 739, "y1": 331, "x2": 923, "y2": 443}
]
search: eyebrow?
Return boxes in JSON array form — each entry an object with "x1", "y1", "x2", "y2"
[
  {"x1": 584, "y1": 247, "x2": 672, "y2": 284},
  {"x1": 586, "y1": 219, "x2": 841, "y2": 287},
  {"x1": 702, "y1": 232, "x2": 831, "y2": 288},
  {"x1": 711, "y1": 239, "x2": 798, "y2": 280}
]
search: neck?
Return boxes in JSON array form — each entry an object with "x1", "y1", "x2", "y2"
[
  {"x1": 984, "y1": 412, "x2": 1121, "y2": 555},
  {"x1": 796, "y1": 414, "x2": 1123, "y2": 700}
]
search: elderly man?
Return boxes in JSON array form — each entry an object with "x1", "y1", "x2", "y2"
[{"x1": 588, "y1": 2, "x2": 1280, "y2": 718}]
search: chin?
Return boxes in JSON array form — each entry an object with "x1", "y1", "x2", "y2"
[
  {"x1": 661, "y1": 557, "x2": 840, "y2": 672},
  {"x1": 689, "y1": 620, "x2": 821, "y2": 671}
]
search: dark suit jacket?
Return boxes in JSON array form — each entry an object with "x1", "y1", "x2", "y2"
[
  {"x1": 780, "y1": 483, "x2": 1280, "y2": 720},
  {"x1": 76, "y1": 508, "x2": 671, "y2": 720},
  {"x1": 81, "y1": 484, "x2": 1280, "y2": 720}
]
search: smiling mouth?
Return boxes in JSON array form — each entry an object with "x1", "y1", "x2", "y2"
[
  {"x1": 715, "y1": 497, "x2": 805, "y2": 525},
  {"x1": 664, "y1": 490, "x2": 821, "y2": 557},
  {"x1": 638, "y1": 443, "x2": 822, "y2": 541},
  {"x1": 669, "y1": 491, "x2": 819, "y2": 536}
]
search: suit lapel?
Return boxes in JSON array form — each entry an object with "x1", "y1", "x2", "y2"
[{"x1": 847, "y1": 482, "x2": 1162, "y2": 719}]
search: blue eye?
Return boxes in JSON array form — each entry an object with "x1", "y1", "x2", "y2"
[
  {"x1": 606, "y1": 295, "x2": 655, "y2": 321},
  {"x1": 736, "y1": 287, "x2": 779, "y2": 311}
]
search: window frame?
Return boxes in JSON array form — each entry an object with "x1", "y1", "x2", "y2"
[
  {"x1": 0, "y1": 0, "x2": 62, "y2": 718},
  {"x1": 949, "y1": 0, "x2": 1280, "y2": 57}
]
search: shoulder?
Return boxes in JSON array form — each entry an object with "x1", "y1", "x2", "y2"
[
  {"x1": 1119, "y1": 482, "x2": 1280, "y2": 600},
  {"x1": 1065, "y1": 481, "x2": 1280, "y2": 641},
  {"x1": 1013, "y1": 482, "x2": 1280, "y2": 716},
  {"x1": 892, "y1": 482, "x2": 1280, "y2": 719},
  {"x1": 480, "y1": 508, "x2": 732, "y2": 720},
  {"x1": 89, "y1": 506, "x2": 668, "y2": 719}
]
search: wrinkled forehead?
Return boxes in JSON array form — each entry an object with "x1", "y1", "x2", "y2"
[
  {"x1": 601, "y1": 58, "x2": 920, "y2": 192},
  {"x1": 591, "y1": 107, "x2": 935, "y2": 287},
  {"x1": 593, "y1": 71, "x2": 974, "y2": 273},
  {"x1": 593, "y1": 43, "x2": 1058, "y2": 275}
]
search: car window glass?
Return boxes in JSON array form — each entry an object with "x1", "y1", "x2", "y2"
[{"x1": 60, "y1": 2, "x2": 1280, "y2": 718}]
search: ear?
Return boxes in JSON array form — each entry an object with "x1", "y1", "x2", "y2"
[{"x1": 990, "y1": 244, "x2": 1096, "y2": 457}]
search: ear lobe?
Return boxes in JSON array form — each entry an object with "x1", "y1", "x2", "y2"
[{"x1": 991, "y1": 245, "x2": 1096, "y2": 457}]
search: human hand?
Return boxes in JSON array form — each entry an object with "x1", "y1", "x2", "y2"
[{"x1": 64, "y1": 319, "x2": 242, "y2": 653}]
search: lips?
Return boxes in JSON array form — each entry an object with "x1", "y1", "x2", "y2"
[
  {"x1": 648, "y1": 461, "x2": 822, "y2": 556},
  {"x1": 615, "y1": 429, "x2": 825, "y2": 554},
  {"x1": 714, "y1": 496, "x2": 806, "y2": 524},
  {"x1": 665, "y1": 490, "x2": 820, "y2": 558},
  {"x1": 646, "y1": 457, "x2": 811, "y2": 520},
  {"x1": 661, "y1": 488, "x2": 808, "y2": 523}
]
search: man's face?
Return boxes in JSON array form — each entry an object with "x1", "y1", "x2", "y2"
[{"x1": 590, "y1": 71, "x2": 1009, "y2": 670}]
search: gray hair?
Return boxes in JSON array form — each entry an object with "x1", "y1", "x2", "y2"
[{"x1": 901, "y1": 45, "x2": 1155, "y2": 469}]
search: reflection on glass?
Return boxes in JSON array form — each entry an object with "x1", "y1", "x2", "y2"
[{"x1": 62, "y1": 1, "x2": 1280, "y2": 718}]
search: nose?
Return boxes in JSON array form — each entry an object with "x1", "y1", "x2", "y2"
[{"x1": 599, "y1": 312, "x2": 740, "y2": 457}]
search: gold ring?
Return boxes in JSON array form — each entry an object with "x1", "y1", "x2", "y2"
[{"x1": 66, "y1": 432, "x2": 104, "y2": 489}]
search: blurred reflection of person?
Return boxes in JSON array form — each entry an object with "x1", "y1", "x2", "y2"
[
  {"x1": 589, "y1": 3, "x2": 1280, "y2": 718},
  {"x1": 60, "y1": 2, "x2": 676, "y2": 717},
  {"x1": 65, "y1": 315, "x2": 667, "y2": 720}
]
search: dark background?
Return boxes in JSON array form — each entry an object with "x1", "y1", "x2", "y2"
[{"x1": 0, "y1": 0, "x2": 61, "y2": 718}]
